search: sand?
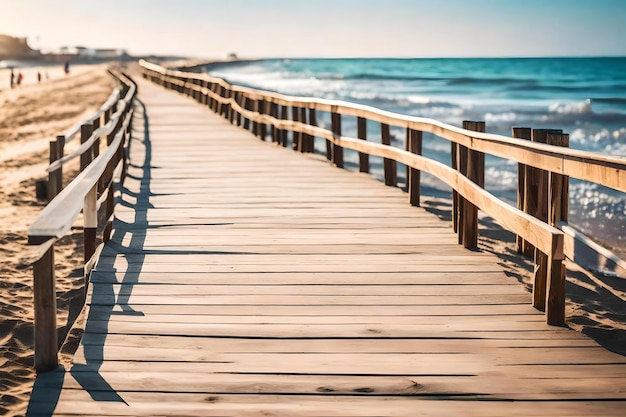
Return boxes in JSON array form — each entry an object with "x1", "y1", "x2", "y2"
[
  {"x1": 0, "y1": 64, "x2": 114, "y2": 416},
  {"x1": 0, "y1": 64, "x2": 624, "y2": 416}
]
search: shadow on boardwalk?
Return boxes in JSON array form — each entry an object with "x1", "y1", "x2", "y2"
[
  {"x1": 422, "y1": 196, "x2": 626, "y2": 356},
  {"x1": 26, "y1": 98, "x2": 152, "y2": 414}
]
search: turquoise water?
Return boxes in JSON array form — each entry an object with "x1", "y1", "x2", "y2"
[{"x1": 205, "y1": 58, "x2": 626, "y2": 254}]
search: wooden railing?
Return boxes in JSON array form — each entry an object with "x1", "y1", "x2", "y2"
[
  {"x1": 140, "y1": 60, "x2": 626, "y2": 328},
  {"x1": 24, "y1": 69, "x2": 137, "y2": 372}
]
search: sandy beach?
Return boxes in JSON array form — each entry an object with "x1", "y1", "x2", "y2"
[
  {"x1": 0, "y1": 63, "x2": 624, "y2": 416},
  {"x1": 0, "y1": 64, "x2": 114, "y2": 416}
]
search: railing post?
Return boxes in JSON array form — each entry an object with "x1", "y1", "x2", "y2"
[
  {"x1": 83, "y1": 184, "x2": 97, "y2": 288},
  {"x1": 92, "y1": 116, "x2": 101, "y2": 159},
  {"x1": 32, "y1": 240, "x2": 58, "y2": 372},
  {"x1": 269, "y1": 102, "x2": 278, "y2": 143},
  {"x1": 357, "y1": 117, "x2": 369, "y2": 173},
  {"x1": 527, "y1": 128, "x2": 561, "y2": 310},
  {"x1": 80, "y1": 123, "x2": 93, "y2": 172},
  {"x1": 381, "y1": 123, "x2": 396, "y2": 186},
  {"x1": 280, "y1": 105, "x2": 288, "y2": 147},
  {"x1": 258, "y1": 99, "x2": 267, "y2": 141},
  {"x1": 451, "y1": 141, "x2": 460, "y2": 234},
  {"x1": 108, "y1": 103, "x2": 119, "y2": 145},
  {"x1": 241, "y1": 95, "x2": 250, "y2": 130},
  {"x1": 512, "y1": 127, "x2": 532, "y2": 255},
  {"x1": 331, "y1": 111, "x2": 343, "y2": 168},
  {"x1": 308, "y1": 108, "x2": 317, "y2": 153},
  {"x1": 546, "y1": 250, "x2": 566, "y2": 326},
  {"x1": 216, "y1": 85, "x2": 223, "y2": 115},
  {"x1": 299, "y1": 107, "x2": 309, "y2": 153},
  {"x1": 47, "y1": 139, "x2": 60, "y2": 200},
  {"x1": 251, "y1": 98, "x2": 259, "y2": 135},
  {"x1": 461, "y1": 121, "x2": 485, "y2": 249},
  {"x1": 407, "y1": 128, "x2": 423, "y2": 207},
  {"x1": 225, "y1": 89, "x2": 233, "y2": 121},
  {"x1": 103, "y1": 176, "x2": 115, "y2": 244},
  {"x1": 548, "y1": 133, "x2": 570, "y2": 226},
  {"x1": 235, "y1": 92, "x2": 243, "y2": 126},
  {"x1": 292, "y1": 105, "x2": 301, "y2": 151},
  {"x1": 546, "y1": 132, "x2": 569, "y2": 326},
  {"x1": 524, "y1": 129, "x2": 562, "y2": 311}
]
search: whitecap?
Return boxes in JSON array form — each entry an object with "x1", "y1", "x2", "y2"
[{"x1": 548, "y1": 98, "x2": 592, "y2": 114}]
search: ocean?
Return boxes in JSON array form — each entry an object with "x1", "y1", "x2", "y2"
[{"x1": 207, "y1": 58, "x2": 626, "y2": 255}]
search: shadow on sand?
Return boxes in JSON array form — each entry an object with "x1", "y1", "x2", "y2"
[
  {"x1": 421, "y1": 196, "x2": 626, "y2": 356},
  {"x1": 26, "y1": 98, "x2": 152, "y2": 415}
]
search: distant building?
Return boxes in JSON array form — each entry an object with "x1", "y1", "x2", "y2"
[
  {"x1": 0, "y1": 34, "x2": 39, "y2": 60},
  {"x1": 75, "y1": 47, "x2": 129, "y2": 60}
]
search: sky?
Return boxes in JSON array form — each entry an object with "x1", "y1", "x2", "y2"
[{"x1": 1, "y1": 0, "x2": 625, "y2": 59}]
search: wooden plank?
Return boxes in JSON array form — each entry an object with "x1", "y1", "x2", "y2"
[
  {"x1": 79, "y1": 321, "x2": 579, "y2": 338},
  {"x1": 28, "y1": 391, "x2": 626, "y2": 416},
  {"x1": 87, "y1": 283, "x2": 529, "y2": 297},
  {"x1": 80, "y1": 333, "x2": 601, "y2": 349},
  {"x1": 71, "y1": 344, "x2": 626, "y2": 366},
  {"x1": 89, "y1": 270, "x2": 520, "y2": 285},
  {"x1": 85, "y1": 294, "x2": 533, "y2": 307},
  {"x1": 84, "y1": 303, "x2": 543, "y2": 317},
  {"x1": 38, "y1": 371, "x2": 626, "y2": 398}
]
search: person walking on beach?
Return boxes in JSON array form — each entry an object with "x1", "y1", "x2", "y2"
[
  {"x1": 17, "y1": 72, "x2": 23, "y2": 86},
  {"x1": 10, "y1": 69, "x2": 15, "y2": 88}
]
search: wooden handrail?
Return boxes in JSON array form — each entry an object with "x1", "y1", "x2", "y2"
[
  {"x1": 140, "y1": 60, "x2": 626, "y2": 193},
  {"x1": 140, "y1": 59, "x2": 625, "y2": 328},
  {"x1": 25, "y1": 69, "x2": 136, "y2": 372},
  {"x1": 63, "y1": 88, "x2": 121, "y2": 143},
  {"x1": 28, "y1": 110, "x2": 131, "y2": 240},
  {"x1": 46, "y1": 100, "x2": 128, "y2": 173}
]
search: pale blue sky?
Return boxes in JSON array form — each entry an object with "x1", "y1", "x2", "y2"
[{"x1": 2, "y1": 0, "x2": 625, "y2": 58}]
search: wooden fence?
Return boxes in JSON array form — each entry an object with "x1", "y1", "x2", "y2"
[
  {"x1": 24, "y1": 69, "x2": 137, "y2": 372},
  {"x1": 140, "y1": 59, "x2": 626, "y2": 329}
]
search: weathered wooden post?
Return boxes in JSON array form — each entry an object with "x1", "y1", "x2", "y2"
[
  {"x1": 357, "y1": 117, "x2": 369, "y2": 173},
  {"x1": 461, "y1": 121, "x2": 485, "y2": 249},
  {"x1": 299, "y1": 107, "x2": 309, "y2": 153},
  {"x1": 240, "y1": 95, "x2": 249, "y2": 130},
  {"x1": 32, "y1": 239, "x2": 58, "y2": 372},
  {"x1": 455, "y1": 143, "x2": 468, "y2": 243},
  {"x1": 83, "y1": 183, "x2": 97, "y2": 292},
  {"x1": 280, "y1": 105, "x2": 289, "y2": 147},
  {"x1": 548, "y1": 133, "x2": 570, "y2": 226},
  {"x1": 258, "y1": 99, "x2": 267, "y2": 141},
  {"x1": 451, "y1": 140, "x2": 460, "y2": 234},
  {"x1": 528, "y1": 129, "x2": 561, "y2": 310},
  {"x1": 80, "y1": 123, "x2": 93, "y2": 172},
  {"x1": 292, "y1": 105, "x2": 301, "y2": 151},
  {"x1": 250, "y1": 98, "x2": 260, "y2": 135},
  {"x1": 546, "y1": 132, "x2": 569, "y2": 326},
  {"x1": 381, "y1": 123, "x2": 397, "y2": 186},
  {"x1": 47, "y1": 139, "x2": 60, "y2": 200},
  {"x1": 407, "y1": 128, "x2": 423, "y2": 207},
  {"x1": 512, "y1": 127, "x2": 532, "y2": 255},
  {"x1": 225, "y1": 89, "x2": 233, "y2": 121},
  {"x1": 546, "y1": 252, "x2": 566, "y2": 326},
  {"x1": 269, "y1": 102, "x2": 278, "y2": 143},
  {"x1": 331, "y1": 111, "x2": 343, "y2": 168},
  {"x1": 308, "y1": 108, "x2": 317, "y2": 153},
  {"x1": 92, "y1": 116, "x2": 101, "y2": 160},
  {"x1": 235, "y1": 93, "x2": 243, "y2": 126},
  {"x1": 215, "y1": 85, "x2": 223, "y2": 115}
]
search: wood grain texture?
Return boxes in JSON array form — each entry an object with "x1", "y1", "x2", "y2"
[{"x1": 28, "y1": 76, "x2": 626, "y2": 417}]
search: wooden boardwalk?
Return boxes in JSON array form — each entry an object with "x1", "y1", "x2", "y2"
[{"x1": 27, "y1": 79, "x2": 626, "y2": 416}]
